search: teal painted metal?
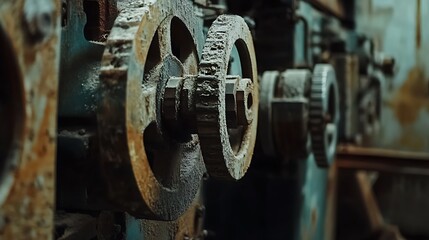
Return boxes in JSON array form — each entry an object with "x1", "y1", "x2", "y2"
[
  {"x1": 297, "y1": 155, "x2": 330, "y2": 240},
  {"x1": 356, "y1": 0, "x2": 429, "y2": 152},
  {"x1": 125, "y1": 214, "x2": 145, "y2": 240},
  {"x1": 59, "y1": 0, "x2": 104, "y2": 118}
]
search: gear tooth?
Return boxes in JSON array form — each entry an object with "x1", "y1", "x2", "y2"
[{"x1": 309, "y1": 64, "x2": 339, "y2": 168}]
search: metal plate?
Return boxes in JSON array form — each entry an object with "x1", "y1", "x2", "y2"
[{"x1": 0, "y1": 0, "x2": 60, "y2": 238}]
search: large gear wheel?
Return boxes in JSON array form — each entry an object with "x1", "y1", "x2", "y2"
[
  {"x1": 0, "y1": 0, "x2": 60, "y2": 238},
  {"x1": 309, "y1": 64, "x2": 340, "y2": 167},
  {"x1": 196, "y1": 15, "x2": 259, "y2": 180},
  {"x1": 98, "y1": 0, "x2": 205, "y2": 220}
]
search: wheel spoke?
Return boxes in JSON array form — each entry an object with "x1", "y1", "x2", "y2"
[{"x1": 157, "y1": 18, "x2": 173, "y2": 58}]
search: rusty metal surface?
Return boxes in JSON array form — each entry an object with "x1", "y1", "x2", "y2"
[
  {"x1": 54, "y1": 188, "x2": 206, "y2": 240},
  {"x1": 196, "y1": 15, "x2": 258, "y2": 180},
  {"x1": 337, "y1": 145, "x2": 429, "y2": 175},
  {"x1": 138, "y1": 190, "x2": 206, "y2": 240},
  {"x1": 82, "y1": 0, "x2": 118, "y2": 42},
  {"x1": 0, "y1": 0, "x2": 60, "y2": 239}
]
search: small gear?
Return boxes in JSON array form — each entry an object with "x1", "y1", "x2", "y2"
[
  {"x1": 309, "y1": 64, "x2": 340, "y2": 167},
  {"x1": 196, "y1": 15, "x2": 258, "y2": 180}
]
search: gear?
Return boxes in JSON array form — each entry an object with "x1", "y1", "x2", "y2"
[
  {"x1": 196, "y1": 15, "x2": 259, "y2": 180},
  {"x1": 98, "y1": 0, "x2": 205, "y2": 220},
  {"x1": 309, "y1": 64, "x2": 340, "y2": 167}
]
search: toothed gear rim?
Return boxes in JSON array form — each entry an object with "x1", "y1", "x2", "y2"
[
  {"x1": 309, "y1": 64, "x2": 340, "y2": 167},
  {"x1": 196, "y1": 15, "x2": 258, "y2": 180},
  {"x1": 97, "y1": 0, "x2": 205, "y2": 220}
]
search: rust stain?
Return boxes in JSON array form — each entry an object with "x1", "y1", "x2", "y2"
[
  {"x1": 0, "y1": 0, "x2": 60, "y2": 239},
  {"x1": 396, "y1": 129, "x2": 425, "y2": 151},
  {"x1": 388, "y1": 67, "x2": 429, "y2": 125},
  {"x1": 175, "y1": 196, "x2": 204, "y2": 239},
  {"x1": 311, "y1": 207, "x2": 318, "y2": 229}
]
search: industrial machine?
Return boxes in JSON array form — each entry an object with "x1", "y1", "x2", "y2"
[{"x1": 0, "y1": 0, "x2": 427, "y2": 239}]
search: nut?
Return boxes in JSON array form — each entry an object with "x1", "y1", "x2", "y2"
[
  {"x1": 180, "y1": 76, "x2": 198, "y2": 133},
  {"x1": 162, "y1": 77, "x2": 183, "y2": 124},
  {"x1": 236, "y1": 78, "x2": 254, "y2": 126},
  {"x1": 225, "y1": 76, "x2": 239, "y2": 128}
]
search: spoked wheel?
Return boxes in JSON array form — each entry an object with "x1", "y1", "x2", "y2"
[{"x1": 98, "y1": 0, "x2": 205, "y2": 220}]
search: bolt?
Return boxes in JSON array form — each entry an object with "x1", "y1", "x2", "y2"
[
  {"x1": 162, "y1": 75, "x2": 254, "y2": 139},
  {"x1": 23, "y1": 0, "x2": 55, "y2": 44},
  {"x1": 236, "y1": 78, "x2": 254, "y2": 126},
  {"x1": 162, "y1": 76, "x2": 197, "y2": 141}
]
